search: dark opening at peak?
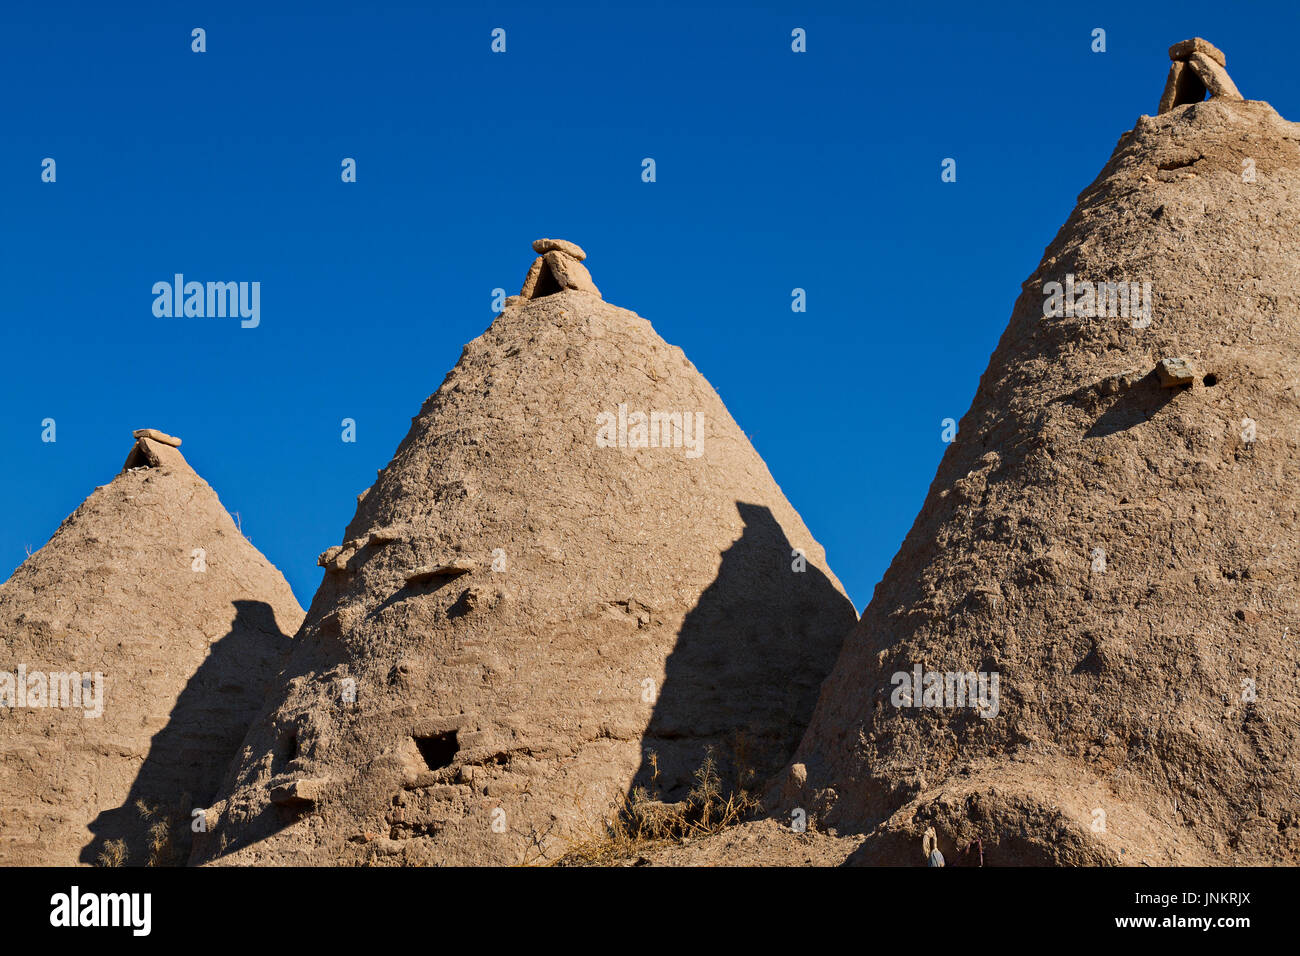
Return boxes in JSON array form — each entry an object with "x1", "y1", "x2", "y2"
[
  {"x1": 530, "y1": 261, "x2": 564, "y2": 298},
  {"x1": 122, "y1": 440, "x2": 161, "y2": 470}
]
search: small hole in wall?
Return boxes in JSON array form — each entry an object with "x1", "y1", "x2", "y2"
[
  {"x1": 1203, "y1": 374, "x2": 1218, "y2": 387},
  {"x1": 413, "y1": 731, "x2": 459, "y2": 771}
]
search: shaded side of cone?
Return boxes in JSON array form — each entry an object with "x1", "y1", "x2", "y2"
[{"x1": 0, "y1": 443, "x2": 303, "y2": 865}]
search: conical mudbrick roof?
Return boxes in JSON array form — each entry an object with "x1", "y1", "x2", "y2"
[
  {"x1": 776, "y1": 45, "x2": 1300, "y2": 865},
  {"x1": 195, "y1": 241, "x2": 856, "y2": 865},
  {"x1": 0, "y1": 432, "x2": 303, "y2": 865}
]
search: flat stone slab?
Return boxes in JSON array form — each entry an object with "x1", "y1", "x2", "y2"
[
  {"x1": 1169, "y1": 37, "x2": 1225, "y2": 68},
  {"x1": 1157, "y1": 357, "x2": 1195, "y2": 388},
  {"x1": 367, "y1": 527, "x2": 406, "y2": 546},
  {"x1": 406, "y1": 560, "x2": 476, "y2": 586},
  {"x1": 543, "y1": 250, "x2": 601, "y2": 297},
  {"x1": 532, "y1": 238, "x2": 586, "y2": 261},
  {"x1": 520, "y1": 256, "x2": 545, "y2": 298},
  {"x1": 1187, "y1": 52, "x2": 1242, "y2": 100},
  {"x1": 132, "y1": 428, "x2": 181, "y2": 447},
  {"x1": 270, "y1": 777, "x2": 329, "y2": 806}
]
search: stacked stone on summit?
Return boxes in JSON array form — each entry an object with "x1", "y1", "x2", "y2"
[
  {"x1": 532, "y1": 238, "x2": 587, "y2": 260},
  {"x1": 1169, "y1": 37, "x2": 1226, "y2": 67},
  {"x1": 132, "y1": 428, "x2": 182, "y2": 447},
  {"x1": 520, "y1": 238, "x2": 601, "y2": 300},
  {"x1": 519, "y1": 257, "x2": 545, "y2": 298},
  {"x1": 1187, "y1": 52, "x2": 1243, "y2": 101},
  {"x1": 123, "y1": 429, "x2": 188, "y2": 471},
  {"x1": 543, "y1": 250, "x2": 600, "y2": 296},
  {"x1": 1160, "y1": 37, "x2": 1242, "y2": 113}
]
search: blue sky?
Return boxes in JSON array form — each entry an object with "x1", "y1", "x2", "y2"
[{"x1": 2, "y1": 0, "x2": 1295, "y2": 609}]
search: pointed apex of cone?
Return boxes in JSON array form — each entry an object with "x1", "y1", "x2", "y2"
[
  {"x1": 1160, "y1": 38, "x2": 1243, "y2": 113},
  {"x1": 123, "y1": 429, "x2": 189, "y2": 471},
  {"x1": 520, "y1": 238, "x2": 602, "y2": 301}
]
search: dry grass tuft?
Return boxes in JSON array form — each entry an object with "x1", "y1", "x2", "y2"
[
  {"x1": 552, "y1": 745, "x2": 761, "y2": 866},
  {"x1": 95, "y1": 838, "x2": 128, "y2": 867},
  {"x1": 133, "y1": 796, "x2": 190, "y2": 866}
]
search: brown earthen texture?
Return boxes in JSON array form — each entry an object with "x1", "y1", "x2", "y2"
[
  {"x1": 777, "y1": 99, "x2": 1300, "y2": 866},
  {"x1": 0, "y1": 439, "x2": 303, "y2": 865},
  {"x1": 195, "y1": 282, "x2": 856, "y2": 865}
]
